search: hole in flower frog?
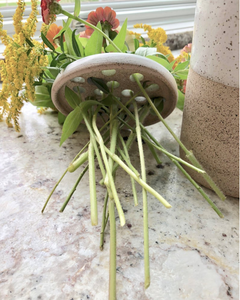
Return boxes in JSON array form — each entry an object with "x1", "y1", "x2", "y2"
[
  {"x1": 73, "y1": 86, "x2": 86, "y2": 93},
  {"x1": 71, "y1": 77, "x2": 85, "y2": 83},
  {"x1": 107, "y1": 81, "x2": 120, "y2": 89},
  {"x1": 145, "y1": 83, "x2": 159, "y2": 92},
  {"x1": 130, "y1": 73, "x2": 144, "y2": 82},
  {"x1": 101, "y1": 69, "x2": 116, "y2": 76},
  {"x1": 121, "y1": 89, "x2": 134, "y2": 97},
  {"x1": 94, "y1": 89, "x2": 104, "y2": 96},
  {"x1": 135, "y1": 96, "x2": 147, "y2": 104}
]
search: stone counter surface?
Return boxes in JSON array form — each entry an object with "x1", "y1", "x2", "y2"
[{"x1": 0, "y1": 104, "x2": 238, "y2": 300}]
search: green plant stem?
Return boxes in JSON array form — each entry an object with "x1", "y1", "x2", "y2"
[
  {"x1": 143, "y1": 133, "x2": 162, "y2": 165},
  {"x1": 59, "y1": 165, "x2": 89, "y2": 212},
  {"x1": 142, "y1": 128, "x2": 224, "y2": 217},
  {"x1": 134, "y1": 75, "x2": 226, "y2": 201},
  {"x1": 186, "y1": 152, "x2": 226, "y2": 200},
  {"x1": 118, "y1": 134, "x2": 139, "y2": 206},
  {"x1": 42, "y1": 142, "x2": 90, "y2": 213},
  {"x1": 68, "y1": 127, "x2": 110, "y2": 174},
  {"x1": 173, "y1": 160, "x2": 224, "y2": 218},
  {"x1": 92, "y1": 113, "x2": 126, "y2": 226},
  {"x1": 104, "y1": 28, "x2": 110, "y2": 46},
  {"x1": 45, "y1": 49, "x2": 78, "y2": 61},
  {"x1": 41, "y1": 169, "x2": 68, "y2": 213},
  {"x1": 107, "y1": 104, "x2": 119, "y2": 300},
  {"x1": 138, "y1": 106, "x2": 162, "y2": 165},
  {"x1": 61, "y1": 9, "x2": 122, "y2": 53},
  {"x1": 116, "y1": 147, "x2": 140, "y2": 177},
  {"x1": 108, "y1": 106, "x2": 119, "y2": 174},
  {"x1": 68, "y1": 151, "x2": 88, "y2": 172},
  {"x1": 88, "y1": 140, "x2": 98, "y2": 226},
  {"x1": 109, "y1": 106, "x2": 149, "y2": 185},
  {"x1": 141, "y1": 136, "x2": 205, "y2": 173},
  {"x1": 103, "y1": 145, "x2": 171, "y2": 208},
  {"x1": 83, "y1": 113, "x2": 106, "y2": 180},
  {"x1": 96, "y1": 92, "x2": 140, "y2": 139},
  {"x1": 100, "y1": 192, "x2": 109, "y2": 250},
  {"x1": 134, "y1": 102, "x2": 150, "y2": 289},
  {"x1": 112, "y1": 99, "x2": 204, "y2": 173},
  {"x1": 108, "y1": 195, "x2": 116, "y2": 300}
]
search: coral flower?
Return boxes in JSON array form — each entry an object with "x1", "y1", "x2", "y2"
[
  {"x1": 79, "y1": 31, "x2": 90, "y2": 38},
  {"x1": 41, "y1": 0, "x2": 60, "y2": 25},
  {"x1": 85, "y1": 7, "x2": 120, "y2": 36},
  {"x1": 46, "y1": 23, "x2": 64, "y2": 48},
  {"x1": 181, "y1": 43, "x2": 192, "y2": 55}
]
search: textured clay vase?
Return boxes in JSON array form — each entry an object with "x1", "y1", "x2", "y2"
[{"x1": 180, "y1": 0, "x2": 239, "y2": 197}]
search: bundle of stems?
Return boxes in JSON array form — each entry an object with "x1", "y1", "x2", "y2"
[{"x1": 42, "y1": 76, "x2": 225, "y2": 300}]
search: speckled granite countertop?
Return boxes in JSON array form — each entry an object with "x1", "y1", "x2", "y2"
[{"x1": 0, "y1": 104, "x2": 238, "y2": 300}]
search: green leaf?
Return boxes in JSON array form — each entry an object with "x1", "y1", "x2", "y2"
[
  {"x1": 74, "y1": 0, "x2": 81, "y2": 16},
  {"x1": 56, "y1": 53, "x2": 67, "y2": 61},
  {"x1": 79, "y1": 100, "x2": 103, "y2": 112},
  {"x1": 138, "y1": 49, "x2": 169, "y2": 62},
  {"x1": 146, "y1": 55, "x2": 172, "y2": 71},
  {"x1": 75, "y1": 35, "x2": 84, "y2": 57},
  {"x1": 25, "y1": 38, "x2": 34, "y2": 47},
  {"x1": 43, "y1": 67, "x2": 55, "y2": 79},
  {"x1": 44, "y1": 78, "x2": 55, "y2": 83},
  {"x1": 85, "y1": 22, "x2": 103, "y2": 56},
  {"x1": 33, "y1": 85, "x2": 55, "y2": 109},
  {"x1": 134, "y1": 38, "x2": 139, "y2": 51},
  {"x1": 41, "y1": 32, "x2": 55, "y2": 51},
  {"x1": 65, "y1": 86, "x2": 81, "y2": 109},
  {"x1": 173, "y1": 69, "x2": 189, "y2": 80},
  {"x1": 105, "y1": 18, "x2": 128, "y2": 52},
  {"x1": 55, "y1": 41, "x2": 68, "y2": 53},
  {"x1": 88, "y1": 77, "x2": 110, "y2": 94},
  {"x1": 63, "y1": 21, "x2": 75, "y2": 56},
  {"x1": 169, "y1": 59, "x2": 177, "y2": 69},
  {"x1": 121, "y1": 44, "x2": 128, "y2": 52},
  {"x1": 60, "y1": 31, "x2": 65, "y2": 53},
  {"x1": 173, "y1": 60, "x2": 189, "y2": 72},
  {"x1": 135, "y1": 47, "x2": 157, "y2": 57},
  {"x1": 78, "y1": 37, "x2": 89, "y2": 47},
  {"x1": 58, "y1": 112, "x2": 66, "y2": 125},
  {"x1": 60, "y1": 106, "x2": 83, "y2": 145},
  {"x1": 101, "y1": 94, "x2": 115, "y2": 106},
  {"x1": 150, "y1": 97, "x2": 165, "y2": 115},
  {"x1": 44, "y1": 67, "x2": 62, "y2": 71},
  {"x1": 177, "y1": 89, "x2": 185, "y2": 110},
  {"x1": 60, "y1": 98, "x2": 105, "y2": 145},
  {"x1": 48, "y1": 61, "x2": 61, "y2": 77},
  {"x1": 154, "y1": 53, "x2": 170, "y2": 62},
  {"x1": 60, "y1": 61, "x2": 72, "y2": 69},
  {"x1": 72, "y1": 29, "x2": 81, "y2": 57},
  {"x1": 54, "y1": 18, "x2": 72, "y2": 39},
  {"x1": 140, "y1": 36, "x2": 146, "y2": 45},
  {"x1": 34, "y1": 92, "x2": 52, "y2": 101},
  {"x1": 50, "y1": 57, "x2": 58, "y2": 67},
  {"x1": 26, "y1": 48, "x2": 32, "y2": 56},
  {"x1": 35, "y1": 85, "x2": 51, "y2": 99},
  {"x1": 109, "y1": 30, "x2": 118, "y2": 41},
  {"x1": 32, "y1": 98, "x2": 55, "y2": 109}
]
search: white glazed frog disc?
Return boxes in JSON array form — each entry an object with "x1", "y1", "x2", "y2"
[{"x1": 51, "y1": 53, "x2": 178, "y2": 126}]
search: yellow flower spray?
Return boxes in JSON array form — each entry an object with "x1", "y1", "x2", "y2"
[
  {"x1": 133, "y1": 23, "x2": 175, "y2": 62},
  {"x1": 0, "y1": 0, "x2": 48, "y2": 131}
]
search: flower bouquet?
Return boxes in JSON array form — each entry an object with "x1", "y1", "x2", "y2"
[{"x1": 0, "y1": 0, "x2": 225, "y2": 299}]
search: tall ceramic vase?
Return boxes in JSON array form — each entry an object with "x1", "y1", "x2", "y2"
[{"x1": 180, "y1": 0, "x2": 239, "y2": 197}]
